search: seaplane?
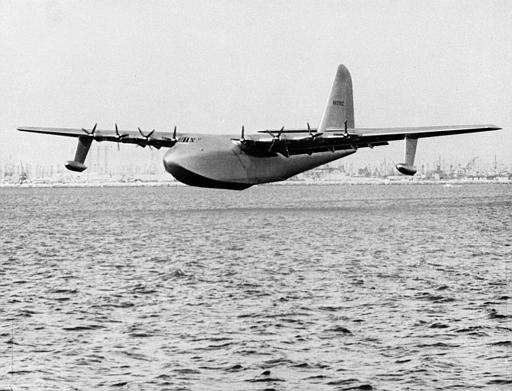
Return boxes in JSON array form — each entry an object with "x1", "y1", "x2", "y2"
[{"x1": 18, "y1": 65, "x2": 500, "y2": 190}]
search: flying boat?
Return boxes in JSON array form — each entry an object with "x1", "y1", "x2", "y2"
[{"x1": 18, "y1": 65, "x2": 501, "y2": 189}]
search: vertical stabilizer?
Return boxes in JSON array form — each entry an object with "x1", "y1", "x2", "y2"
[{"x1": 318, "y1": 64, "x2": 354, "y2": 132}]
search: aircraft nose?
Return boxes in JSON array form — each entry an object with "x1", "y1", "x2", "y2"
[
  {"x1": 163, "y1": 149, "x2": 182, "y2": 174},
  {"x1": 162, "y1": 148, "x2": 206, "y2": 188},
  {"x1": 163, "y1": 148, "x2": 199, "y2": 181}
]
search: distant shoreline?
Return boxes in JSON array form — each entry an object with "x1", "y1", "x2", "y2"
[{"x1": 0, "y1": 179, "x2": 510, "y2": 189}]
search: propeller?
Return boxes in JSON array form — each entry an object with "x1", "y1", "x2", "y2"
[
  {"x1": 138, "y1": 127, "x2": 155, "y2": 149},
  {"x1": 307, "y1": 122, "x2": 323, "y2": 140},
  {"x1": 81, "y1": 123, "x2": 98, "y2": 138},
  {"x1": 114, "y1": 123, "x2": 129, "y2": 151},
  {"x1": 268, "y1": 126, "x2": 284, "y2": 152},
  {"x1": 231, "y1": 125, "x2": 247, "y2": 144},
  {"x1": 162, "y1": 125, "x2": 179, "y2": 145}
]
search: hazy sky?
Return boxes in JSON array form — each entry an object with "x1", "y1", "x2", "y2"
[{"x1": 1, "y1": 0, "x2": 510, "y2": 169}]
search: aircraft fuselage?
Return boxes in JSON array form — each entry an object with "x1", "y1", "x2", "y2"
[{"x1": 163, "y1": 134, "x2": 356, "y2": 189}]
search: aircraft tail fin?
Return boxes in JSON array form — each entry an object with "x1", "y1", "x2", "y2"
[{"x1": 318, "y1": 64, "x2": 354, "y2": 132}]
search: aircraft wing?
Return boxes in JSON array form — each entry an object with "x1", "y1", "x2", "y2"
[
  {"x1": 237, "y1": 124, "x2": 501, "y2": 157},
  {"x1": 17, "y1": 125, "x2": 178, "y2": 149},
  {"x1": 350, "y1": 124, "x2": 501, "y2": 141}
]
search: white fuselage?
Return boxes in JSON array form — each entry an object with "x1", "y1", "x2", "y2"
[{"x1": 163, "y1": 134, "x2": 356, "y2": 189}]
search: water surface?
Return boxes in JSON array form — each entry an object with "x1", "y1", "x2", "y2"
[{"x1": 1, "y1": 184, "x2": 511, "y2": 390}]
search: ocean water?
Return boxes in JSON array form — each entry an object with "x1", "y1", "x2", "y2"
[{"x1": 1, "y1": 183, "x2": 511, "y2": 390}]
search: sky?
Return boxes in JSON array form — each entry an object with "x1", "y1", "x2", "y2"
[{"x1": 1, "y1": 0, "x2": 511, "y2": 170}]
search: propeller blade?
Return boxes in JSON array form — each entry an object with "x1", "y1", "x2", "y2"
[
  {"x1": 81, "y1": 123, "x2": 98, "y2": 137},
  {"x1": 114, "y1": 124, "x2": 128, "y2": 138},
  {"x1": 138, "y1": 127, "x2": 153, "y2": 139},
  {"x1": 268, "y1": 139, "x2": 276, "y2": 152},
  {"x1": 173, "y1": 125, "x2": 177, "y2": 140}
]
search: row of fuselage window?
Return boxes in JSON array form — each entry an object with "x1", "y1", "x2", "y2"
[{"x1": 177, "y1": 136, "x2": 200, "y2": 143}]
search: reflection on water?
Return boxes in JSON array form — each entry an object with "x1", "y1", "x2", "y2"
[{"x1": 1, "y1": 184, "x2": 511, "y2": 390}]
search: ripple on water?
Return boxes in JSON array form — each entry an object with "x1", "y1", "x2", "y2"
[{"x1": 2, "y1": 184, "x2": 511, "y2": 390}]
